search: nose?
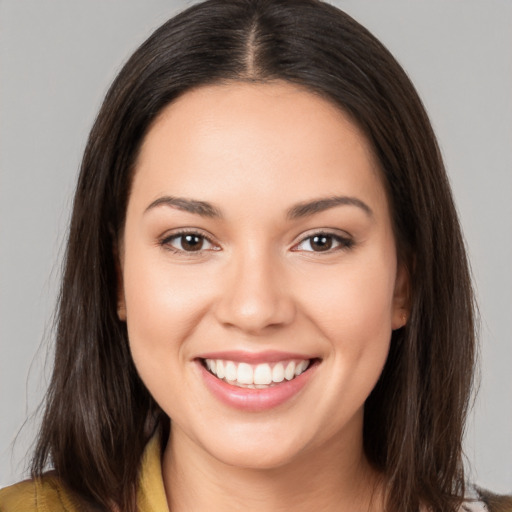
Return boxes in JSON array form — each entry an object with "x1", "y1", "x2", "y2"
[{"x1": 213, "y1": 246, "x2": 296, "y2": 335}]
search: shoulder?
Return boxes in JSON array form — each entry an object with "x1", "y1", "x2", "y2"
[
  {"x1": 0, "y1": 473, "x2": 82, "y2": 512},
  {"x1": 0, "y1": 479, "x2": 38, "y2": 512}
]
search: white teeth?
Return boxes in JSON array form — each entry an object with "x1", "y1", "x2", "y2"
[
  {"x1": 253, "y1": 363, "x2": 272, "y2": 385},
  {"x1": 284, "y1": 361, "x2": 296, "y2": 380},
  {"x1": 272, "y1": 363, "x2": 285, "y2": 383},
  {"x1": 237, "y1": 363, "x2": 253, "y2": 384},
  {"x1": 205, "y1": 358, "x2": 312, "y2": 386},
  {"x1": 225, "y1": 361, "x2": 237, "y2": 381},
  {"x1": 216, "y1": 360, "x2": 225, "y2": 379},
  {"x1": 295, "y1": 360, "x2": 308, "y2": 376}
]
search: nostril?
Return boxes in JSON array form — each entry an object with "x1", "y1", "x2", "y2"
[
  {"x1": 213, "y1": 295, "x2": 296, "y2": 334},
  {"x1": 212, "y1": 260, "x2": 296, "y2": 333}
]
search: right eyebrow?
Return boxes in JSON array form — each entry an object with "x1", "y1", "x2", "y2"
[
  {"x1": 144, "y1": 196, "x2": 223, "y2": 218},
  {"x1": 286, "y1": 195, "x2": 373, "y2": 220}
]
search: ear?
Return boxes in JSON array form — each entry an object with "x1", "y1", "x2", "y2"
[
  {"x1": 391, "y1": 262, "x2": 410, "y2": 330},
  {"x1": 113, "y1": 242, "x2": 127, "y2": 322}
]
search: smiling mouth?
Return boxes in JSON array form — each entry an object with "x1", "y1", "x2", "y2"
[{"x1": 201, "y1": 358, "x2": 316, "y2": 389}]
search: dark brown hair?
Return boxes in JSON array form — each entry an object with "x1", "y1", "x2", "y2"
[{"x1": 32, "y1": 1, "x2": 476, "y2": 511}]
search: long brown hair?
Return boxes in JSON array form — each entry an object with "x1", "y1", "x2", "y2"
[{"x1": 32, "y1": 1, "x2": 476, "y2": 511}]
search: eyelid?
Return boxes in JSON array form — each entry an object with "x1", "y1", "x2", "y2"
[
  {"x1": 158, "y1": 227, "x2": 353, "y2": 254},
  {"x1": 291, "y1": 229, "x2": 354, "y2": 252},
  {"x1": 159, "y1": 228, "x2": 221, "y2": 253}
]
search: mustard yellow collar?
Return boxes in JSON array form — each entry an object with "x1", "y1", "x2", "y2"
[{"x1": 136, "y1": 433, "x2": 170, "y2": 512}]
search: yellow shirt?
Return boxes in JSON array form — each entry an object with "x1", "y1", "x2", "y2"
[
  {"x1": 0, "y1": 434, "x2": 169, "y2": 512},
  {"x1": 2, "y1": 436, "x2": 508, "y2": 511}
]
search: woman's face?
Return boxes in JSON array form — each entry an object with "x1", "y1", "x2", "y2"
[{"x1": 118, "y1": 82, "x2": 408, "y2": 470}]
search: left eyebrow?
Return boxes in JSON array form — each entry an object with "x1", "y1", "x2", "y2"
[
  {"x1": 286, "y1": 196, "x2": 373, "y2": 220},
  {"x1": 144, "y1": 196, "x2": 223, "y2": 218}
]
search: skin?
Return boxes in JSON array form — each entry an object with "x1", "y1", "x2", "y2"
[{"x1": 118, "y1": 81, "x2": 409, "y2": 512}]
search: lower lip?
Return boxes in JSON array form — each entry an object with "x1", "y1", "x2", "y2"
[{"x1": 198, "y1": 360, "x2": 317, "y2": 412}]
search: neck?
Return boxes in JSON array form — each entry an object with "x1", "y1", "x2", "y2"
[{"x1": 162, "y1": 424, "x2": 385, "y2": 512}]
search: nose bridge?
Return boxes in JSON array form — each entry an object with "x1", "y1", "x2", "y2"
[{"x1": 214, "y1": 240, "x2": 295, "y2": 333}]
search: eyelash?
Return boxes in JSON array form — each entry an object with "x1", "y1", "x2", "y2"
[
  {"x1": 159, "y1": 230, "x2": 354, "y2": 254},
  {"x1": 159, "y1": 229, "x2": 218, "y2": 254},
  {"x1": 292, "y1": 232, "x2": 354, "y2": 253}
]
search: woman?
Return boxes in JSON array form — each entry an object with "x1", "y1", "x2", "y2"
[{"x1": 0, "y1": 1, "x2": 510, "y2": 511}]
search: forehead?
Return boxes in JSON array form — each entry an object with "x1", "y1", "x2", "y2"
[{"x1": 131, "y1": 81, "x2": 387, "y2": 217}]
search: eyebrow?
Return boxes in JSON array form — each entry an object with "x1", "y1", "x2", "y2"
[
  {"x1": 144, "y1": 196, "x2": 223, "y2": 218},
  {"x1": 144, "y1": 194, "x2": 373, "y2": 219},
  {"x1": 286, "y1": 196, "x2": 373, "y2": 219}
]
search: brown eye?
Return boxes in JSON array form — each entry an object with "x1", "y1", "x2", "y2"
[
  {"x1": 295, "y1": 233, "x2": 353, "y2": 253},
  {"x1": 162, "y1": 232, "x2": 216, "y2": 252},
  {"x1": 310, "y1": 235, "x2": 333, "y2": 252},
  {"x1": 180, "y1": 234, "x2": 204, "y2": 251}
]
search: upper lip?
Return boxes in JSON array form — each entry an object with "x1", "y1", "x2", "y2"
[{"x1": 196, "y1": 350, "x2": 317, "y2": 364}]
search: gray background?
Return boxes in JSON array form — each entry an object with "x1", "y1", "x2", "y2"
[{"x1": 1, "y1": 0, "x2": 511, "y2": 492}]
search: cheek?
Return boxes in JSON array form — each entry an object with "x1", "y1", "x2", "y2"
[
  {"x1": 121, "y1": 253, "x2": 220, "y2": 417},
  {"x1": 297, "y1": 257, "x2": 396, "y2": 423},
  {"x1": 297, "y1": 256, "x2": 397, "y2": 346},
  {"x1": 121, "y1": 247, "x2": 215, "y2": 363}
]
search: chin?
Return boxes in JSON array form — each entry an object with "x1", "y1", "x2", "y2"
[
  {"x1": 208, "y1": 440, "x2": 307, "y2": 471},
  {"x1": 184, "y1": 421, "x2": 315, "y2": 471}
]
